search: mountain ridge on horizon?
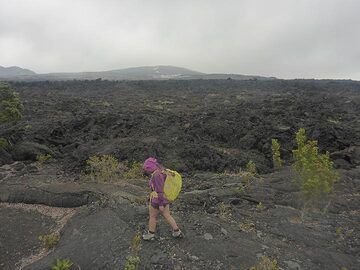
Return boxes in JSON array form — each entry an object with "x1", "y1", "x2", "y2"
[{"x1": 0, "y1": 64, "x2": 275, "y2": 81}]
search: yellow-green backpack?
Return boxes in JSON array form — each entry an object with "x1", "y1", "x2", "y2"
[{"x1": 162, "y1": 169, "x2": 182, "y2": 202}]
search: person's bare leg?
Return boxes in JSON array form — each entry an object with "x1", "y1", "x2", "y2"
[
  {"x1": 149, "y1": 205, "x2": 159, "y2": 232},
  {"x1": 160, "y1": 205, "x2": 179, "y2": 230}
]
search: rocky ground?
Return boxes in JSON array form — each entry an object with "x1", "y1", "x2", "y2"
[
  {"x1": 0, "y1": 79, "x2": 359, "y2": 269},
  {"x1": 0, "y1": 162, "x2": 359, "y2": 270}
]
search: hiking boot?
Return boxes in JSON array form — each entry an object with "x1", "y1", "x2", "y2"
[
  {"x1": 172, "y1": 229, "x2": 183, "y2": 238},
  {"x1": 142, "y1": 231, "x2": 155, "y2": 241}
]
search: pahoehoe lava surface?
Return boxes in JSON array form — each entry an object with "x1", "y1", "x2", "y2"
[
  {"x1": 0, "y1": 79, "x2": 359, "y2": 270},
  {"x1": 1, "y1": 79, "x2": 359, "y2": 172}
]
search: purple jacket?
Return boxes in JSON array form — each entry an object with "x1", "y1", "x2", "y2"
[{"x1": 149, "y1": 170, "x2": 169, "y2": 206}]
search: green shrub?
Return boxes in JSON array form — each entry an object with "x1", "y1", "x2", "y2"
[
  {"x1": 38, "y1": 232, "x2": 60, "y2": 250},
  {"x1": 0, "y1": 83, "x2": 24, "y2": 124},
  {"x1": 292, "y1": 128, "x2": 339, "y2": 201},
  {"x1": 51, "y1": 259, "x2": 73, "y2": 270},
  {"x1": 86, "y1": 154, "x2": 120, "y2": 182},
  {"x1": 271, "y1": 139, "x2": 283, "y2": 168},
  {"x1": 36, "y1": 153, "x2": 53, "y2": 164},
  {"x1": 249, "y1": 256, "x2": 279, "y2": 270},
  {"x1": 246, "y1": 160, "x2": 257, "y2": 175},
  {"x1": 123, "y1": 162, "x2": 144, "y2": 180},
  {"x1": 0, "y1": 138, "x2": 9, "y2": 149}
]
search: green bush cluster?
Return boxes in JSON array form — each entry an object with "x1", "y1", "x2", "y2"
[
  {"x1": 0, "y1": 83, "x2": 23, "y2": 124},
  {"x1": 86, "y1": 154, "x2": 120, "y2": 182},
  {"x1": 292, "y1": 128, "x2": 339, "y2": 200},
  {"x1": 85, "y1": 155, "x2": 145, "y2": 182},
  {"x1": 123, "y1": 162, "x2": 144, "y2": 179}
]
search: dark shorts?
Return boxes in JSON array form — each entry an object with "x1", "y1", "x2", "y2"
[{"x1": 151, "y1": 203, "x2": 169, "y2": 209}]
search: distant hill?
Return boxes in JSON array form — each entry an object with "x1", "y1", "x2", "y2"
[
  {"x1": 0, "y1": 66, "x2": 36, "y2": 78},
  {"x1": 0, "y1": 65, "x2": 275, "y2": 81}
]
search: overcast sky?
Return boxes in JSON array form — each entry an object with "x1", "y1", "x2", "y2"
[{"x1": 0, "y1": 0, "x2": 359, "y2": 79}]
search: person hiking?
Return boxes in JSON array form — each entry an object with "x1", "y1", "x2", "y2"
[{"x1": 142, "y1": 157, "x2": 182, "y2": 240}]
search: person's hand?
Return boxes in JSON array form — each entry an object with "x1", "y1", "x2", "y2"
[{"x1": 159, "y1": 205, "x2": 165, "y2": 213}]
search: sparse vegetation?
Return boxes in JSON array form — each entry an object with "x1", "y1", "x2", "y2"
[
  {"x1": 239, "y1": 221, "x2": 255, "y2": 232},
  {"x1": 271, "y1": 139, "x2": 283, "y2": 168},
  {"x1": 335, "y1": 227, "x2": 342, "y2": 236},
  {"x1": 218, "y1": 201, "x2": 232, "y2": 219},
  {"x1": 130, "y1": 231, "x2": 141, "y2": 253},
  {"x1": 86, "y1": 154, "x2": 120, "y2": 182},
  {"x1": 292, "y1": 128, "x2": 339, "y2": 203},
  {"x1": 246, "y1": 160, "x2": 257, "y2": 175},
  {"x1": 236, "y1": 186, "x2": 246, "y2": 195},
  {"x1": 124, "y1": 255, "x2": 140, "y2": 270},
  {"x1": 123, "y1": 162, "x2": 144, "y2": 180},
  {"x1": 240, "y1": 160, "x2": 259, "y2": 189},
  {"x1": 124, "y1": 231, "x2": 142, "y2": 270},
  {"x1": 256, "y1": 202, "x2": 265, "y2": 211},
  {"x1": 51, "y1": 259, "x2": 73, "y2": 270},
  {"x1": 19, "y1": 124, "x2": 32, "y2": 132},
  {"x1": 85, "y1": 156, "x2": 145, "y2": 182},
  {"x1": 249, "y1": 256, "x2": 279, "y2": 270},
  {"x1": 0, "y1": 83, "x2": 24, "y2": 124},
  {"x1": 39, "y1": 232, "x2": 60, "y2": 250},
  {"x1": 36, "y1": 153, "x2": 53, "y2": 165}
]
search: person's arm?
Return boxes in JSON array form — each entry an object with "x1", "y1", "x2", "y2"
[{"x1": 152, "y1": 171, "x2": 166, "y2": 206}]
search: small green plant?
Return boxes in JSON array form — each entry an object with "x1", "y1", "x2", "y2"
[
  {"x1": 123, "y1": 162, "x2": 144, "y2": 180},
  {"x1": 130, "y1": 231, "x2": 141, "y2": 253},
  {"x1": 218, "y1": 202, "x2": 232, "y2": 219},
  {"x1": 0, "y1": 83, "x2": 24, "y2": 124},
  {"x1": 39, "y1": 232, "x2": 60, "y2": 250},
  {"x1": 239, "y1": 221, "x2": 255, "y2": 233},
  {"x1": 271, "y1": 138, "x2": 283, "y2": 168},
  {"x1": 51, "y1": 259, "x2": 73, "y2": 270},
  {"x1": 36, "y1": 153, "x2": 53, "y2": 165},
  {"x1": 239, "y1": 160, "x2": 258, "y2": 188},
  {"x1": 86, "y1": 154, "x2": 120, "y2": 182},
  {"x1": 292, "y1": 128, "x2": 339, "y2": 202},
  {"x1": 0, "y1": 138, "x2": 9, "y2": 149},
  {"x1": 256, "y1": 202, "x2": 265, "y2": 211},
  {"x1": 246, "y1": 160, "x2": 257, "y2": 175},
  {"x1": 249, "y1": 256, "x2": 279, "y2": 270},
  {"x1": 236, "y1": 186, "x2": 246, "y2": 195},
  {"x1": 124, "y1": 255, "x2": 140, "y2": 270},
  {"x1": 124, "y1": 231, "x2": 142, "y2": 270},
  {"x1": 19, "y1": 124, "x2": 32, "y2": 132},
  {"x1": 335, "y1": 227, "x2": 342, "y2": 236}
]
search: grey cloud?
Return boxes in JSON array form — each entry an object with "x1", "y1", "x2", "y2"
[{"x1": 0, "y1": 0, "x2": 359, "y2": 79}]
